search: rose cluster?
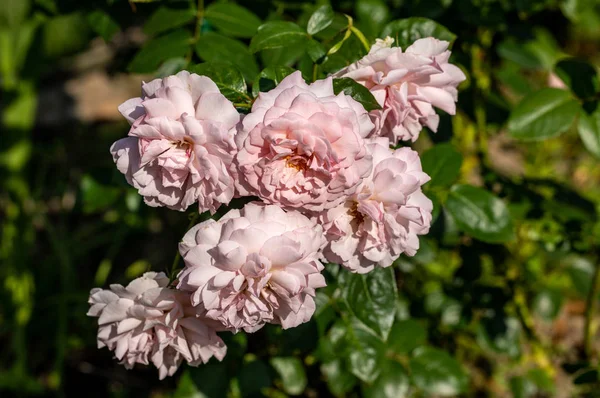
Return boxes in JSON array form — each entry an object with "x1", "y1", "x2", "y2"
[{"x1": 89, "y1": 37, "x2": 465, "y2": 378}]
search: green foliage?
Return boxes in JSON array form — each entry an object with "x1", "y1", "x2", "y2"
[
  {"x1": 381, "y1": 17, "x2": 456, "y2": 48},
  {"x1": 250, "y1": 21, "x2": 307, "y2": 53},
  {"x1": 332, "y1": 77, "x2": 381, "y2": 111},
  {"x1": 446, "y1": 184, "x2": 515, "y2": 243},
  {"x1": 4, "y1": 0, "x2": 600, "y2": 397}
]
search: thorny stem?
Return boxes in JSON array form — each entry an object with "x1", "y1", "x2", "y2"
[
  {"x1": 169, "y1": 212, "x2": 200, "y2": 284},
  {"x1": 584, "y1": 257, "x2": 600, "y2": 359}
]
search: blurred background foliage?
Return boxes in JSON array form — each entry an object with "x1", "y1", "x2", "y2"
[{"x1": 1, "y1": 0, "x2": 600, "y2": 397}]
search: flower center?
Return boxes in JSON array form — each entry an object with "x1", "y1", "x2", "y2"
[
  {"x1": 349, "y1": 202, "x2": 365, "y2": 225},
  {"x1": 174, "y1": 139, "x2": 194, "y2": 157},
  {"x1": 284, "y1": 155, "x2": 308, "y2": 171}
]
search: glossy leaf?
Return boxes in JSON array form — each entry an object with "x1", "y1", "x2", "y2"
[
  {"x1": 250, "y1": 21, "x2": 307, "y2": 53},
  {"x1": 381, "y1": 18, "x2": 455, "y2": 49},
  {"x1": 204, "y1": 2, "x2": 261, "y2": 38},
  {"x1": 252, "y1": 66, "x2": 295, "y2": 97},
  {"x1": 306, "y1": 38, "x2": 327, "y2": 63},
  {"x1": 346, "y1": 322, "x2": 386, "y2": 383},
  {"x1": 387, "y1": 319, "x2": 427, "y2": 354},
  {"x1": 578, "y1": 106, "x2": 600, "y2": 158},
  {"x1": 143, "y1": 6, "x2": 196, "y2": 36},
  {"x1": 128, "y1": 29, "x2": 192, "y2": 73},
  {"x1": 189, "y1": 62, "x2": 248, "y2": 103},
  {"x1": 343, "y1": 267, "x2": 397, "y2": 339},
  {"x1": 362, "y1": 360, "x2": 410, "y2": 398},
  {"x1": 321, "y1": 360, "x2": 357, "y2": 396},
  {"x1": 421, "y1": 143, "x2": 463, "y2": 187},
  {"x1": 410, "y1": 347, "x2": 468, "y2": 396},
  {"x1": 333, "y1": 78, "x2": 382, "y2": 112},
  {"x1": 445, "y1": 184, "x2": 514, "y2": 243},
  {"x1": 196, "y1": 32, "x2": 258, "y2": 82},
  {"x1": 533, "y1": 289, "x2": 563, "y2": 321},
  {"x1": 307, "y1": 5, "x2": 334, "y2": 35},
  {"x1": 270, "y1": 357, "x2": 307, "y2": 396},
  {"x1": 507, "y1": 88, "x2": 580, "y2": 141}
]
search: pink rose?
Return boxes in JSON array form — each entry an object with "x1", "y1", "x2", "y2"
[
  {"x1": 112, "y1": 70, "x2": 239, "y2": 213},
  {"x1": 87, "y1": 272, "x2": 226, "y2": 379},
  {"x1": 335, "y1": 37, "x2": 466, "y2": 143},
  {"x1": 234, "y1": 71, "x2": 374, "y2": 213},
  {"x1": 320, "y1": 138, "x2": 433, "y2": 273},
  {"x1": 177, "y1": 202, "x2": 326, "y2": 333}
]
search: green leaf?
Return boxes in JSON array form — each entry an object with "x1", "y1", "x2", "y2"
[
  {"x1": 533, "y1": 289, "x2": 563, "y2": 321},
  {"x1": 187, "y1": 361, "x2": 229, "y2": 398},
  {"x1": 189, "y1": 62, "x2": 248, "y2": 103},
  {"x1": 128, "y1": 29, "x2": 192, "y2": 73},
  {"x1": 143, "y1": 6, "x2": 196, "y2": 36},
  {"x1": 381, "y1": 18, "x2": 456, "y2": 49},
  {"x1": 555, "y1": 58, "x2": 599, "y2": 100},
  {"x1": 346, "y1": 322, "x2": 386, "y2": 383},
  {"x1": 356, "y1": 0, "x2": 390, "y2": 38},
  {"x1": 306, "y1": 38, "x2": 327, "y2": 63},
  {"x1": 239, "y1": 359, "x2": 272, "y2": 397},
  {"x1": 477, "y1": 316, "x2": 521, "y2": 357},
  {"x1": 343, "y1": 267, "x2": 397, "y2": 339},
  {"x1": 260, "y1": 43, "x2": 307, "y2": 68},
  {"x1": 566, "y1": 255, "x2": 595, "y2": 296},
  {"x1": 409, "y1": 347, "x2": 468, "y2": 396},
  {"x1": 204, "y1": 2, "x2": 261, "y2": 38},
  {"x1": 252, "y1": 66, "x2": 295, "y2": 97},
  {"x1": 307, "y1": 5, "x2": 334, "y2": 35},
  {"x1": 508, "y1": 88, "x2": 580, "y2": 141},
  {"x1": 196, "y1": 32, "x2": 258, "y2": 82},
  {"x1": 387, "y1": 319, "x2": 427, "y2": 354},
  {"x1": 579, "y1": 106, "x2": 600, "y2": 158},
  {"x1": 362, "y1": 360, "x2": 410, "y2": 398},
  {"x1": 43, "y1": 12, "x2": 91, "y2": 58},
  {"x1": 445, "y1": 184, "x2": 514, "y2": 243},
  {"x1": 421, "y1": 143, "x2": 463, "y2": 188},
  {"x1": 321, "y1": 360, "x2": 357, "y2": 396},
  {"x1": 87, "y1": 10, "x2": 120, "y2": 42},
  {"x1": 173, "y1": 370, "x2": 203, "y2": 398},
  {"x1": 250, "y1": 21, "x2": 307, "y2": 53},
  {"x1": 333, "y1": 77, "x2": 382, "y2": 112},
  {"x1": 0, "y1": 0, "x2": 30, "y2": 28},
  {"x1": 497, "y1": 39, "x2": 542, "y2": 69},
  {"x1": 270, "y1": 357, "x2": 307, "y2": 396},
  {"x1": 80, "y1": 175, "x2": 121, "y2": 214},
  {"x1": 156, "y1": 57, "x2": 188, "y2": 77}
]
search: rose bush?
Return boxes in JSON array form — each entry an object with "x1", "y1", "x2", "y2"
[{"x1": 6, "y1": 0, "x2": 600, "y2": 396}]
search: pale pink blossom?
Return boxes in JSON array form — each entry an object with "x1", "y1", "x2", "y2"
[
  {"x1": 87, "y1": 272, "x2": 226, "y2": 379},
  {"x1": 320, "y1": 138, "x2": 432, "y2": 273},
  {"x1": 335, "y1": 37, "x2": 466, "y2": 143},
  {"x1": 177, "y1": 202, "x2": 326, "y2": 333},
  {"x1": 112, "y1": 70, "x2": 239, "y2": 213},
  {"x1": 234, "y1": 71, "x2": 374, "y2": 213}
]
